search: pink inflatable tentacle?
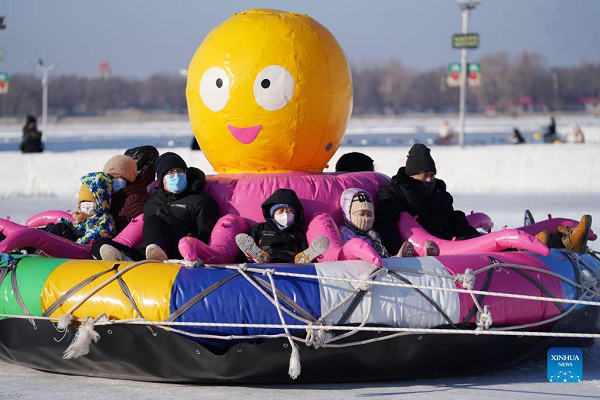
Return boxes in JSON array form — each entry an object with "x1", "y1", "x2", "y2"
[
  {"x1": 465, "y1": 212, "x2": 494, "y2": 233},
  {"x1": 178, "y1": 236, "x2": 210, "y2": 263},
  {"x1": 517, "y1": 218, "x2": 597, "y2": 241},
  {"x1": 0, "y1": 228, "x2": 91, "y2": 259},
  {"x1": 0, "y1": 218, "x2": 28, "y2": 237},
  {"x1": 178, "y1": 214, "x2": 248, "y2": 264},
  {"x1": 339, "y1": 238, "x2": 383, "y2": 267},
  {"x1": 398, "y1": 212, "x2": 550, "y2": 256},
  {"x1": 25, "y1": 210, "x2": 73, "y2": 227},
  {"x1": 306, "y1": 213, "x2": 344, "y2": 262},
  {"x1": 113, "y1": 214, "x2": 145, "y2": 248}
]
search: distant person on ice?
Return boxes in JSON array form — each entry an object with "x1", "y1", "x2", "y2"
[
  {"x1": 543, "y1": 116, "x2": 559, "y2": 143},
  {"x1": 235, "y1": 188, "x2": 329, "y2": 263},
  {"x1": 437, "y1": 121, "x2": 456, "y2": 145},
  {"x1": 511, "y1": 128, "x2": 526, "y2": 144},
  {"x1": 20, "y1": 115, "x2": 44, "y2": 153},
  {"x1": 375, "y1": 144, "x2": 479, "y2": 255},
  {"x1": 567, "y1": 123, "x2": 585, "y2": 144}
]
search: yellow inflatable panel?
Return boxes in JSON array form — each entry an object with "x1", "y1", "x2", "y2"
[
  {"x1": 187, "y1": 9, "x2": 352, "y2": 173},
  {"x1": 41, "y1": 260, "x2": 181, "y2": 321}
]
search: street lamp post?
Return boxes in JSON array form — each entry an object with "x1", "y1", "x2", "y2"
[
  {"x1": 28, "y1": 59, "x2": 57, "y2": 136},
  {"x1": 456, "y1": 1, "x2": 479, "y2": 148}
]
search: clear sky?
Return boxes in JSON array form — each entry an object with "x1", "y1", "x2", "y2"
[{"x1": 2, "y1": 0, "x2": 599, "y2": 78}]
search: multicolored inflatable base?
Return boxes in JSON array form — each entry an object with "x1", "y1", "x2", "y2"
[{"x1": 0, "y1": 249, "x2": 598, "y2": 383}]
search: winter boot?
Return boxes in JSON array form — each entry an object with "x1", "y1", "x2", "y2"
[
  {"x1": 100, "y1": 244, "x2": 124, "y2": 261},
  {"x1": 535, "y1": 230, "x2": 552, "y2": 248},
  {"x1": 559, "y1": 215, "x2": 591, "y2": 253},
  {"x1": 294, "y1": 236, "x2": 330, "y2": 264},
  {"x1": 145, "y1": 244, "x2": 168, "y2": 261},
  {"x1": 524, "y1": 210, "x2": 535, "y2": 226},
  {"x1": 424, "y1": 240, "x2": 440, "y2": 256},
  {"x1": 235, "y1": 233, "x2": 271, "y2": 263},
  {"x1": 397, "y1": 241, "x2": 415, "y2": 257}
]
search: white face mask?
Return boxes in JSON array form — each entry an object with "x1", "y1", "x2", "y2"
[
  {"x1": 79, "y1": 201, "x2": 96, "y2": 215},
  {"x1": 274, "y1": 212, "x2": 295, "y2": 228}
]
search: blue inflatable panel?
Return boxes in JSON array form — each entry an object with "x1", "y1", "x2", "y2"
[
  {"x1": 536, "y1": 249, "x2": 600, "y2": 309},
  {"x1": 170, "y1": 264, "x2": 321, "y2": 338}
]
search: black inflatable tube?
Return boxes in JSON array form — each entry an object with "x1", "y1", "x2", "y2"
[{"x1": 0, "y1": 306, "x2": 597, "y2": 384}]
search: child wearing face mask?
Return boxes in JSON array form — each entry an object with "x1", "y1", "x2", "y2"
[
  {"x1": 102, "y1": 154, "x2": 149, "y2": 233},
  {"x1": 236, "y1": 188, "x2": 329, "y2": 263},
  {"x1": 46, "y1": 172, "x2": 116, "y2": 245},
  {"x1": 340, "y1": 188, "x2": 416, "y2": 258}
]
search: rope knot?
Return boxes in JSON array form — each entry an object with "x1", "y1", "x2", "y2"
[
  {"x1": 305, "y1": 318, "x2": 333, "y2": 349},
  {"x1": 180, "y1": 259, "x2": 203, "y2": 268},
  {"x1": 262, "y1": 268, "x2": 276, "y2": 276},
  {"x1": 358, "y1": 273, "x2": 374, "y2": 292},
  {"x1": 580, "y1": 269, "x2": 599, "y2": 299},
  {"x1": 238, "y1": 263, "x2": 248, "y2": 272},
  {"x1": 57, "y1": 314, "x2": 73, "y2": 331},
  {"x1": 476, "y1": 305, "x2": 493, "y2": 331},
  {"x1": 455, "y1": 268, "x2": 476, "y2": 290}
]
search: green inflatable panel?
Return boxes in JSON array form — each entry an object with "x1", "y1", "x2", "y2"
[{"x1": 0, "y1": 255, "x2": 66, "y2": 319}]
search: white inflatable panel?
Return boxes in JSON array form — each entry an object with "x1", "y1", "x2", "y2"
[{"x1": 314, "y1": 258, "x2": 460, "y2": 327}]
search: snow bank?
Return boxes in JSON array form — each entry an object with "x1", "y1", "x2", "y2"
[{"x1": 1, "y1": 143, "x2": 597, "y2": 199}]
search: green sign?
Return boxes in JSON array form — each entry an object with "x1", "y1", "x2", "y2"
[
  {"x1": 452, "y1": 33, "x2": 479, "y2": 49},
  {"x1": 0, "y1": 72, "x2": 8, "y2": 94},
  {"x1": 446, "y1": 63, "x2": 482, "y2": 87},
  {"x1": 467, "y1": 63, "x2": 481, "y2": 87}
]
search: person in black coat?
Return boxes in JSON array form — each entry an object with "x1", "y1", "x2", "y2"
[
  {"x1": 142, "y1": 152, "x2": 219, "y2": 260},
  {"x1": 235, "y1": 189, "x2": 329, "y2": 263},
  {"x1": 375, "y1": 144, "x2": 479, "y2": 255},
  {"x1": 20, "y1": 115, "x2": 44, "y2": 153}
]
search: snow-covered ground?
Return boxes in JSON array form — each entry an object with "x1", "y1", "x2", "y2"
[{"x1": 1, "y1": 114, "x2": 599, "y2": 396}]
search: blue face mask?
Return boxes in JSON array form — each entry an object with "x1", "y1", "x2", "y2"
[
  {"x1": 111, "y1": 178, "x2": 127, "y2": 194},
  {"x1": 164, "y1": 173, "x2": 187, "y2": 194}
]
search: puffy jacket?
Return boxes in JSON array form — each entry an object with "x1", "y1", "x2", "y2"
[
  {"x1": 111, "y1": 177, "x2": 149, "y2": 233},
  {"x1": 143, "y1": 167, "x2": 219, "y2": 244},
  {"x1": 71, "y1": 172, "x2": 116, "y2": 245},
  {"x1": 249, "y1": 189, "x2": 308, "y2": 263},
  {"x1": 375, "y1": 167, "x2": 479, "y2": 254}
]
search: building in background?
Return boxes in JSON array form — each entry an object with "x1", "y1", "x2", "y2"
[{"x1": 97, "y1": 60, "x2": 111, "y2": 80}]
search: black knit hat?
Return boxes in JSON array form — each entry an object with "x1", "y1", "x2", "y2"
[
  {"x1": 335, "y1": 152, "x2": 375, "y2": 172},
  {"x1": 155, "y1": 152, "x2": 187, "y2": 183},
  {"x1": 405, "y1": 144, "x2": 436, "y2": 176}
]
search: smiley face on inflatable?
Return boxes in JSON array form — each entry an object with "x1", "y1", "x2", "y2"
[{"x1": 186, "y1": 9, "x2": 353, "y2": 173}]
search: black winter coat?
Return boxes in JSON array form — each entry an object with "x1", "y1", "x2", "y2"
[
  {"x1": 143, "y1": 167, "x2": 219, "y2": 244},
  {"x1": 249, "y1": 189, "x2": 309, "y2": 263},
  {"x1": 375, "y1": 167, "x2": 479, "y2": 254}
]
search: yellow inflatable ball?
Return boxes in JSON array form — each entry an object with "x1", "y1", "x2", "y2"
[{"x1": 186, "y1": 9, "x2": 353, "y2": 173}]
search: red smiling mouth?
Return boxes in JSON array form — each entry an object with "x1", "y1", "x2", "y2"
[{"x1": 227, "y1": 124, "x2": 262, "y2": 144}]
